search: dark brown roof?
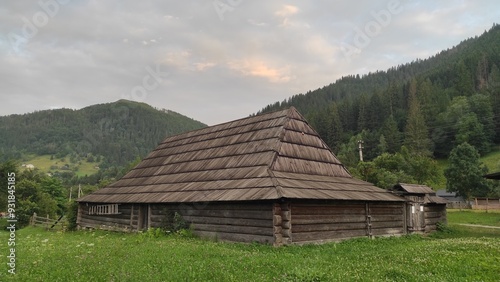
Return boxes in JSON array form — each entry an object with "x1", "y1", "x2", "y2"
[
  {"x1": 394, "y1": 183, "x2": 435, "y2": 194},
  {"x1": 78, "y1": 107, "x2": 403, "y2": 203},
  {"x1": 424, "y1": 195, "x2": 448, "y2": 204},
  {"x1": 393, "y1": 183, "x2": 447, "y2": 204}
]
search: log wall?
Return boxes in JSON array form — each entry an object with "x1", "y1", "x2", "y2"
[
  {"x1": 78, "y1": 203, "x2": 135, "y2": 231},
  {"x1": 424, "y1": 204, "x2": 447, "y2": 232},
  {"x1": 149, "y1": 202, "x2": 274, "y2": 244},
  {"x1": 78, "y1": 200, "x2": 412, "y2": 244},
  {"x1": 290, "y1": 201, "x2": 406, "y2": 244}
]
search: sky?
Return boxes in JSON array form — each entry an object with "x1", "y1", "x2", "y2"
[{"x1": 1, "y1": 1, "x2": 499, "y2": 126}]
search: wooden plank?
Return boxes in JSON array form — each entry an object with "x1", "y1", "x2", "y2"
[
  {"x1": 371, "y1": 215, "x2": 405, "y2": 222},
  {"x1": 425, "y1": 211, "x2": 445, "y2": 218},
  {"x1": 293, "y1": 215, "x2": 366, "y2": 224},
  {"x1": 80, "y1": 215, "x2": 131, "y2": 225},
  {"x1": 369, "y1": 208, "x2": 404, "y2": 215},
  {"x1": 369, "y1": 203, "x2": 405, "y2": 209},
  {"x1": 371, "y1": 227, "x2": 404, "y2": 236},
  {"x1": 292, "y1": 229, "x2": 367, "y2": 242},
  {"x1": 292, "y1": 222, "x2": 367, "y2": 233},
  {"x1": 292, "y1": 207, "x2": 366, "y2": 216},
  {"x1": 195, "y1": 230, "x2": 273, "y2": 244},
  {"x1": 183, "y1": 215, "x2": 272, "y2": 228},
  {"x1": 424, "y1": 205, "x2": 446, "y2": 212},
  {"x1": 371, "y1": 221, "x2": 404, "y2": 229},
  {"x1": 179, "y1": 209, "x2": 272, "y2": 220},
  {"x1": 78, "y1": 218, "x2": 130, "y2": 229},
  {"x1": 194, "y1": 223, "x2": 273, "y2": 236}
]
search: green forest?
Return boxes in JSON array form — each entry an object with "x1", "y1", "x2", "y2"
[
  {"x1": 0, "y1": 99, "x2": 206, "y2": 165},
  {"x1": 258, "y1": 24, "x2": 500, "y2": 198},
  {"x1": 259, "y1": 24, "x2": 500, "y2": 158}
]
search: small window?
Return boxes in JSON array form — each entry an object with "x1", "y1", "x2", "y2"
[{"x1": 88, "y1": 204, "x2": 120, "y2": 215}]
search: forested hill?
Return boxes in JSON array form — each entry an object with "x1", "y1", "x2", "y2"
[
  {"x1": 258, "y1": 24, "x2": 500, "y2": 162},
  {"x1": 0, "y1": 99, "x2": 207, "y2": 167}
]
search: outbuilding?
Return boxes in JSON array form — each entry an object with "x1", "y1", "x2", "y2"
[
  {"x1": 392, "y1": 183, "x2": 447, "y2": 233},
  {"x1": 78, "y1": 107, "x2": 410, "y2": 245}
]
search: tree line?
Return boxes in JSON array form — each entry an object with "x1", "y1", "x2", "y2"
[{"x1": 0, "y1": 99, "x2": 206, "y2": 168}]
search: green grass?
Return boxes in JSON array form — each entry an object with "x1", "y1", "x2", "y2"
[
  {"x1": 447, "y1": 209, "x2": 500, "y2": 227},
  {"x1": 0, "y1": 211, "x2": 499, "y2": 281},
  {"x1": 20, "y1": 154, "x2": 100, "y2": 177},
  {"x1": 481, "y1": 146, "x2": 500, "y2": 172},
  {"x1": 435, "y1": 145, "x2": 500, "y2": 190}
]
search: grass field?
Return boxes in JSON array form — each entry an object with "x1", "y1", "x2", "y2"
[
  {"x1": 435, "y1": 146, "x2": 500, "y2": 189},
  {"x1": 20, "y1": 154, "x2": 100, "y2": 177},
  {"x1": 447, "y1": 209, "x2": 500, "y2": 227},
  {"x1": 0, "y1": 211, "x2": 499, "y2": 281}
]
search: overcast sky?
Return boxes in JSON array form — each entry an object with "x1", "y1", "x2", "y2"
[{"x1": 1, "y1": 1, "x2": 499, "y2": 125}]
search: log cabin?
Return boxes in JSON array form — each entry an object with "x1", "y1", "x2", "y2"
[
  {"x1": 77, "y1": 107, "x2": 435, "y2": 245},
  {"x1": 392, "y1": 183, "x2": 447, "y2": 233}
]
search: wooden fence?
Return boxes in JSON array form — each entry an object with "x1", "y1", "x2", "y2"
[
  {"x1": 472, "y1": 198, "x2": 500, "y2": 210},
  {"x1": 30, "y1": 213, "x2": 67, "y2": 231}
]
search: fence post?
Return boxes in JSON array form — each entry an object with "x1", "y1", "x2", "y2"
[
  {"x1": 46, "y1": 214, "x2": 50, "y2": 230},
  {"x1": 31, "y1": 212, "x2": 37, "y2": 226}
]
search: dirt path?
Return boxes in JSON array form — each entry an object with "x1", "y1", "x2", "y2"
[{"x1": 457, "y1": 224, "x2": 500, "y2": 229}]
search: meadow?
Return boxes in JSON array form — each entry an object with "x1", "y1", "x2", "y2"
[
  {"x1": 21, "y1": 154, "x2": 101, "y2": 177},
  {"x1": 0, "y1": 210, "x2": 499, "y2": 281}
]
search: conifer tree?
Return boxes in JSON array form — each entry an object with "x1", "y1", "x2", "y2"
[{"x1": 403, "y1": 79, "x2": 432, "y2": 156}]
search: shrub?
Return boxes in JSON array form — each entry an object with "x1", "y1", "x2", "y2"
[
  {"x1": 160, "y1": 210, "x2": 188, "y2": 233},
  {"x1": 66, "y1": 201, "x2": 79, "y2": 231}
]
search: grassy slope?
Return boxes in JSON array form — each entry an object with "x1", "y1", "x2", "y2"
[
  {"x1": 1, "y1": 212, "x2": 499, "y2": 281},
  {"x1": 21, "y1": 154, "x2": 100, "y2": 177},
  {"x1": 435, "y1": 146, "x2": 500, "y2": 190}
]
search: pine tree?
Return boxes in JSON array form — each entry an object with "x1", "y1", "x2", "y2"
[
  {"x1": 454, "y1": 60, "x2": 475, "y2": 96},
  {"x1": 381, "y1": 115, "x2": 401, "y2": 153},
  {"x1": 404, "y1": 79, "x2": 433, "y2": 156}
]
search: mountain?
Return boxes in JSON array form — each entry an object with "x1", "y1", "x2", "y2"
[
  {"x1": 0, "y1": 100, "x2": 207, "y2": 168},
  {"x1": 258, "y1": 24, "x2": 500, "y2": 162}
]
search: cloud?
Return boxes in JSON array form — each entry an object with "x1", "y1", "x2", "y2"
[
  {"x1": 0, "y1": 0, "x2": 499, "y2": 125},
  {"x1": 227, "y1": 59, "x2": 291, "y2": 83},
  {"x1": 275, "y1": 4, "x2": 299, "y2": 17}
]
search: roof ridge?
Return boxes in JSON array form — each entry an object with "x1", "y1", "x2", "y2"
[{"x1": 267, "y1": 167, "x2": 284, "y2": 199}]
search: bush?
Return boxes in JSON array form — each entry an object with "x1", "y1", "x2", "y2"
[
  {"x1": 160, "y1": 210, "x2": 188, "y2": 233},
  {"x1": 436, "y1": 221, "x2": 453, "y2": 233},
  {"x1": 66, "y1": 201, "x2": 79, "y2": 231},
  {"x1": 0, "y1": 217, "x2": 8, "y2": 231}
]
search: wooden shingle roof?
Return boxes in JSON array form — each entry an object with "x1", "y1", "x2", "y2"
[
  {"x1": 394, "y1": 183, "x2": 435, "y2": 194},
  {"x1": 78, "y1": 107, "x2": 403, "y2": 203}
]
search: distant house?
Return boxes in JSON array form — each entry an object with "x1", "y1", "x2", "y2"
[
  {"x1": 77, "y1": 108, "x2": 438, "y2": 245},
  {"x1": 436, "y1": 189, "x2": 468, "y2": 209},
  {"x1": 392, "y1": 183, "x2": 447, "y2": 233}
]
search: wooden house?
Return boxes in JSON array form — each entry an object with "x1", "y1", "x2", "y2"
[
  {"x1": 436, "y1": 189, "x2": 467, "y2": 209},
  {"x1": 77, "y1": 107, "x2": 408, "y2": 245},
  {"x1": 392, "y1": 183, "x2": 447, "y2": 233}
]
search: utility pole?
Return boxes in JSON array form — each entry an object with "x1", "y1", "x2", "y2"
[{"x1": 358, "y1": 140, "x2": 364, "y2": 162}]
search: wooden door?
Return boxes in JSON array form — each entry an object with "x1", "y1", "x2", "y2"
[
  {"x1": 408, "y1": 203, "x2": 425, "y2": 232},
  {"x1": 138, "y1": 204, "x2": 150, "y2": 230}
]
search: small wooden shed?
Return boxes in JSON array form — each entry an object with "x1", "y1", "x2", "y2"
[
  {"x1": 392, "y1": 183, "x2": 447, "y2": 233},
  {"x1": 77, "y1": 107, "x2": 407, "y2": 245}
]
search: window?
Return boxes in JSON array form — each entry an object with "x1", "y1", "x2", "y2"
[{"x1": 88, "y1": 204, "x2": 120, "y2": 215}]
